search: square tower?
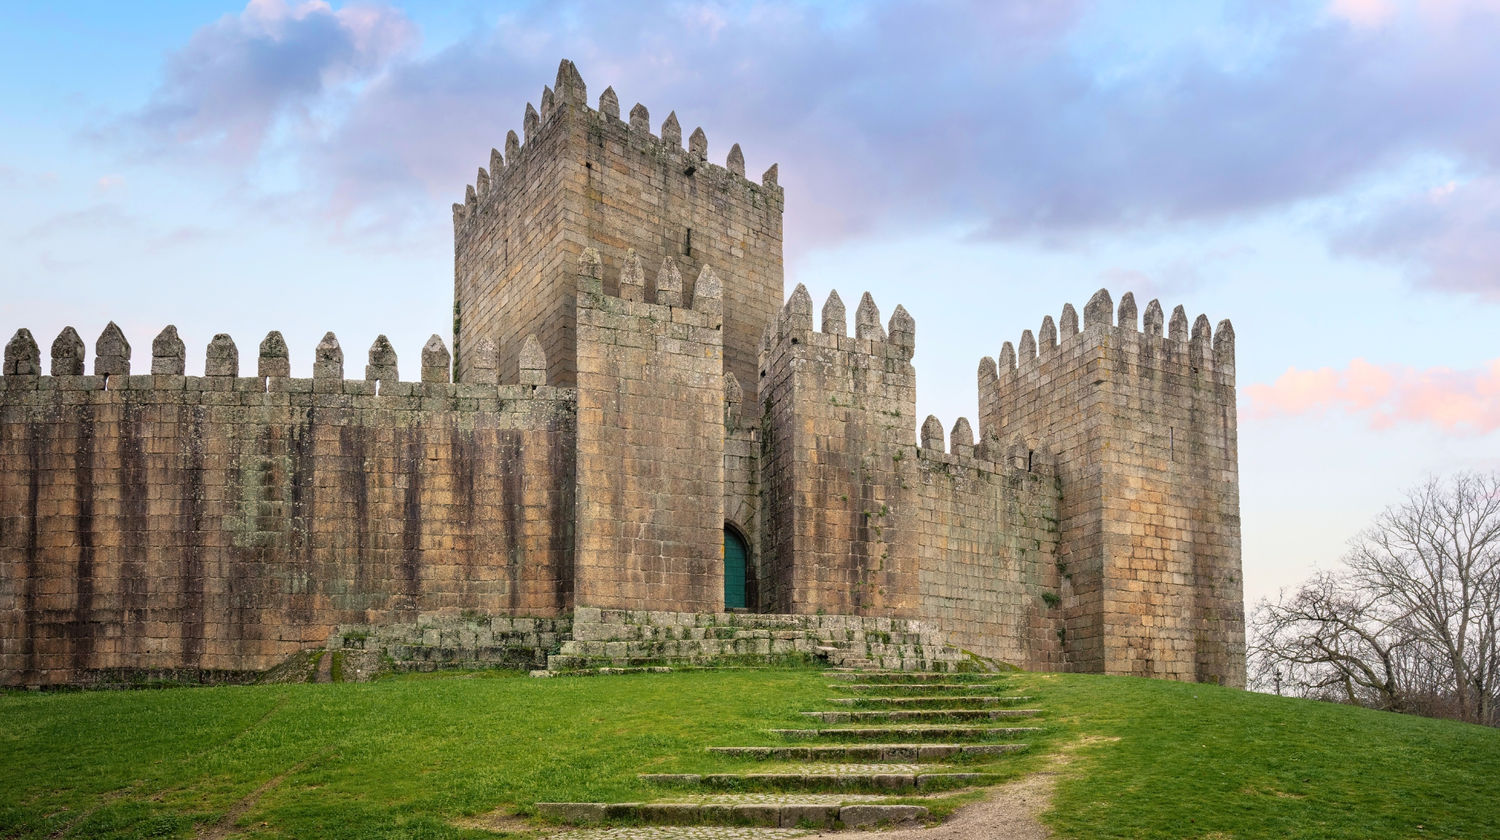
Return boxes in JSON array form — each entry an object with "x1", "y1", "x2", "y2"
[{"x1": 452, "y1": 60, "x2": 785, "y2": 398}]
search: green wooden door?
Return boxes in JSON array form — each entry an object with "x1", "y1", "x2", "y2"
[{"x1": 723, "y1": 527, "x2": 748, "y2": 609}]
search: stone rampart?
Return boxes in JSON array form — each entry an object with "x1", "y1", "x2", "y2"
[{"x1": 0, "y1": 326, "x2": 575, "y2": 687}]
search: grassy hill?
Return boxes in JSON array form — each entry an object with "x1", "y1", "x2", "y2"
[{"x1": 1, "y1": 668, "x2": 1496, "y2": 839}]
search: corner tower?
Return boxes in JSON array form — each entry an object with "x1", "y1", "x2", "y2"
[{"x1": 452, "y1": 60, "x2": 785, "y2": 399}]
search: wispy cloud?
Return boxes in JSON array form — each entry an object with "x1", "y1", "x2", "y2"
[
  {"x1": 88, "y1": 0, "x2": 1500, "y2": 295},
  {"x1": 1244, "y1": 358, "x2": 1500, "y2": 433},
  {"x1": 110, "y1": 0, "x2": 416, "y2": 164}
]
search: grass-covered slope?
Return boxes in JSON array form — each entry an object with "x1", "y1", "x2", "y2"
[{"x1": 1, "y1": 669, "x2": 1496, "y2": 839}]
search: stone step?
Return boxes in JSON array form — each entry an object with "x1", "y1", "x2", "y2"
[
  {"x1": 830, "y1": 671, "x2": 989, "y2": 682},
  {"x1": 548, "y1": 827, "x2": 815, "y2": 840},
  {"x1": 708, "y1": 743, "x2": 1028, "y2": 761},
  {"x1": 638, "y1": 770, "x2": 998, "y2": 793},
  {"x1": 826, "y1": 695, "x2": 1035, "y2": 707},
  {"x1": 831, "y1": 683, "x2": 1006, "y2": 692},
  {"x1": 536, "y1": 801, "x2": 927, "y2": 830},
  {"x1": 770, "y1": 726, "x2": 1039, "y2": 742},
  {"x1": 801, "y1": 709, "x2": 1042, "y2": 723}
]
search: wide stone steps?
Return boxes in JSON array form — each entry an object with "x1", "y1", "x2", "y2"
[
  {"x1": 537, "y1": 800, "x2": 927, "y2": 830},
  {"x1": 708, "y1": 742, "x2": 1028, "y2": 761},
  {"x1": 830, "y1": 682, "x2": 1007, "y2": 693},
  {"x1": 801, "y1": 708, "x2": 1041, "y2": 722},
  {"x1": 638, "y1": 769, "x2": 998, "y2": 793},
  {"x1": 829, "y1": 671, "x2": 990, "y2": 682},
  {"x1": 826, "y1": 695, "x2": 1035, "y2": 707},
  {"x1": 769, "y1": 725, "x2": 1039, "y2": 742}
]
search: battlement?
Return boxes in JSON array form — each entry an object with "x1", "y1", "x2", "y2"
[
  {"x1": 2, "y1": 325, "x2": 564, "y2": 401},
  {"x1": 451, "y1": 59, "x2": 784, "y2": 401},
  {"x1": 453, "y1": 60, "x2": 781, "y2": 232},
  {"x1": 759, "y1": 284, "x2": 916, "y2": 376}
]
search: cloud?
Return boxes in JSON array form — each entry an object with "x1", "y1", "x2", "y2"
[
  {"x1": 1244, "y1": 358, "x2": 1500, "y2": 433},
  {"x1": 1332, "y1": 175, "x2": 1500, "y2": 299},
  {"x1": 98, "y1": 0, "x2": 1500, "y2": 290},
  {"x1": 116, "y1": 0, "x2": 416, "y2": 163}
]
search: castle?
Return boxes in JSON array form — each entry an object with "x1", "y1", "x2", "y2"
[{"x1": 0, "y1": 61, "x2": 1245, "y2": 688}]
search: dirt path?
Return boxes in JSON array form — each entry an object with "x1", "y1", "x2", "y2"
[{"x1": 852, "y1": 771, "x2": 1055, "y2": 840}]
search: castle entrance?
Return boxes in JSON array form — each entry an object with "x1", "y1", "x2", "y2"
[{"x1": 724, "y1": 526, "x2": 749, "y2": 609}]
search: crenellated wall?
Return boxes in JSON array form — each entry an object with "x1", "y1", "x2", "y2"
[
  {"x1": 978, "y1": 290, "x2": 1244, "y2": 684},
  {"x1": 0, "y1": 325, "x2": 575, "y2": 687},
  {"x1": 1, "y1": 55, "x2": 1246, "y2": 687},
  {"x1": 453, "y1": 60, "x2": 784, "y2": 398},
  {"x1": 572, "y1": 249, "x2": 727, "y2": 612}
]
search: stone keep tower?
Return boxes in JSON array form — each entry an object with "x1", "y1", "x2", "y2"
[{"x1": 452, "y1": 60, "x2": 785, "y2": 399}]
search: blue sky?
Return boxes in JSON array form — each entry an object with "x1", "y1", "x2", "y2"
[{"x1": 3, "y1": 0, "x2": 1498, "y2": 608}]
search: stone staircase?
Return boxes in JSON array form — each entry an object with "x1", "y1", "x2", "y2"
[
  {"x1": 540, "y1": 609, "x2": 970, "y2": 675},
  {"x1": 535, "y1": 668, "x2": 1043, "y2": 837}
]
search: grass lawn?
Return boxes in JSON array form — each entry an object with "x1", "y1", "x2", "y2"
[{"x1": 0, "y1": 667, "x2": 1496, "y2": 839}]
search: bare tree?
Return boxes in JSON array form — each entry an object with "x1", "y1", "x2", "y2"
[{"x1": 1253, "y1": 472, "x2": 1500, "y2": 726}]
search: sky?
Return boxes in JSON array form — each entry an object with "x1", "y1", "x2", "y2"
[{"x1": 2, "y1": 0, "x2": 1498, "y2": 611}]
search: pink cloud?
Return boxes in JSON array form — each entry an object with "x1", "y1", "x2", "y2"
[{"x1": 1243, "y1": 358, "x2": 1500, "y2": 433}]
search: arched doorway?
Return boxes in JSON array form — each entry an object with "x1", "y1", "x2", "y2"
[{"x1": 723, "y1": 525, "x2": 749, "y2": 609}]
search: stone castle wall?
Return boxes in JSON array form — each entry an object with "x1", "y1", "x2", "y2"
[
  {"x1": 453, "y1": 60, "x2": 784, "y2": 399},
  {"x1": 981, "y1": 291, "x2": 1244, "y2": 683},
  {"x1": 0, "y1": 327, "x2": 575, "y2": 687},
  {"x1": 573, "y1": 253, "x2": 727, "y2": 612},
  {"x1": 1, "y1": 59, "x2": 1246, "y2": 688}
]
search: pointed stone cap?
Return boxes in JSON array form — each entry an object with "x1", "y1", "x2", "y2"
[
  {"x1": 855, "y1": 292, "x2": 884, "y2": 341},
  {"x1": 656, "y1": 256, "x2": 683, "y2": 307},
  {"x1": 579, "y1": 247, "x2": 603, "y2": 294},
  {"x1": 1084, "y1": 289, "x2": 1113, "y2": 329},
  {"x1": 554, "y1": 58, "x2": 586, "y2": 106},
  {"x1": 313, "y1": 331, "x2": 343, "y2": 379},
  {"x1": 1143, "y1": 299, "x2": 1164, "y2": 337},
  {"x1": 889, "y1": 305, "x2": 915, "y2": 360},
  {"x1": 205, "y1": 333, "x2": 239, "y2": 377},
  {"x1": 519, "y1": 334, "x2": 546, "y2": 386},
  {"x1": 259, "y1": 331, "x2": 290, "y2": 378},
  {"x1": 726, "y1": 143, "x2": 745, "y2": 177},
  {"x1": 51, "y1": 327, "x2": 85, "y2": 376},
  {"x1": 1059, "y1": 304, "x2": 1079, "y2": 341},
  {"x1": 785, "y1": 283, "x2": 813, "y2": 333},
  {"x1": 1018, "y1": 329, "x2": 1036, "y2": 363},
  {"x1": 95, "y1": 322, "x2": 131, "y2": 377},
  {"x1": 998, "y1": 341, "x2": 1016, "y2": 372},
  {"x1": 821, "y1": 290, "x2": 846, "y2": 336},
  {"x1": 762, "y1": 163, "x2": 779, "y2": 188},
  {"x1": 978, "y1": 356, "x2": 998, "y2": 393},
  {"x1": 694, "y1": 265, "x2": 723, "y2": 321},
  {"x1": 490, "y1": 147, "x2": 504, "y2": 174},
  {"x1": 724, "y1": 370, "x2": 743, "y2": 406},
  {"x1": 662, "y1": 111, "x2": 681, "y2": 147},
  {"x1": 1191, "y1": 314, "x2": 1212, "y2": 346},
  {"x1": 921, "y1": 415, "x2": 945, "y2": 452},
  {"x1": 619, "y1": 248, "x2": 646, "y2": 302},
  {"x1": 4, "y1": 328, "x2": 40, "y2": 377},
  {"x1": 1117, "y1": 292, "x2": 1138, "y2": 331},
  {"x1": 468, "y1": 337, "x2": 497, "y2": 386},
  {"x1": 1214, "y1": 319, "x2": 1235, "y2": 364},
  {"x1": 365, "y1": 335, "x2": 398, "y2": 382},
  {"x1": 540, "y1": 85, "x2": 555, "y2": 121},
  {"x1": 599, "y1": 85, "x2": 620, "y2": 120},
  {"x1": 524, "y1": 102, "x2": 539, "y2": 143},
  {"x1": 689, "y1": 127, "x2": 708, "y2": 160},
  {"x1": 421, "y1": 334, "x2": 450, "y2": 383},
  {"x1": 506, "y1": 129, "x2": 521, "y2": 161},
  {"x1": 476, "y1": 167, "x2": 490, "y2": 200},
  {"x1": 1039, "y1": 315, "x2": 1057, "y2": 352},
  {"x1": 152, "y1": 326, "x2": 185, "y2": 375},
  {"x1": 630, "y1": 103, "x2": 650, "y2": 133},
  {"x1": 465, "y1": 184, "x2": 476, "y2": 207},
  {"x1": 950, "y1": 417, "x2": 975, "y2": 458},
  {"x1": 1168, "y1": 305, "x2": 1189, "y2": 342}
]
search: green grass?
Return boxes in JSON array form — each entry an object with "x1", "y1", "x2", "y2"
[{"x1": 0, "y1": 668, "x2": 1496, "y2": 839}]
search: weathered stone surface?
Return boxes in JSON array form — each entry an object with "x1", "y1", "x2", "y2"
[
  {"x1": 258, "y1": 330, "x2": 290, "y2": 378},
  {"x1": 313, "y1": 332, "x2": 343, "y2": 379},
  {"x1": 50, "y1": 327, "x2": 85, "y2": 376},
  {"x1": 205, "y1": 334, "x2": 238, "y2": 377},
  {"x1": 95, "y1": 322, "x2": 130, "y2": 376},
  {"x1": 152, "y1": 326, "x2": 186, "y2": 375},
  {"x1": 421, "y1": 334, "x2": 450, "y2": 383}
]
